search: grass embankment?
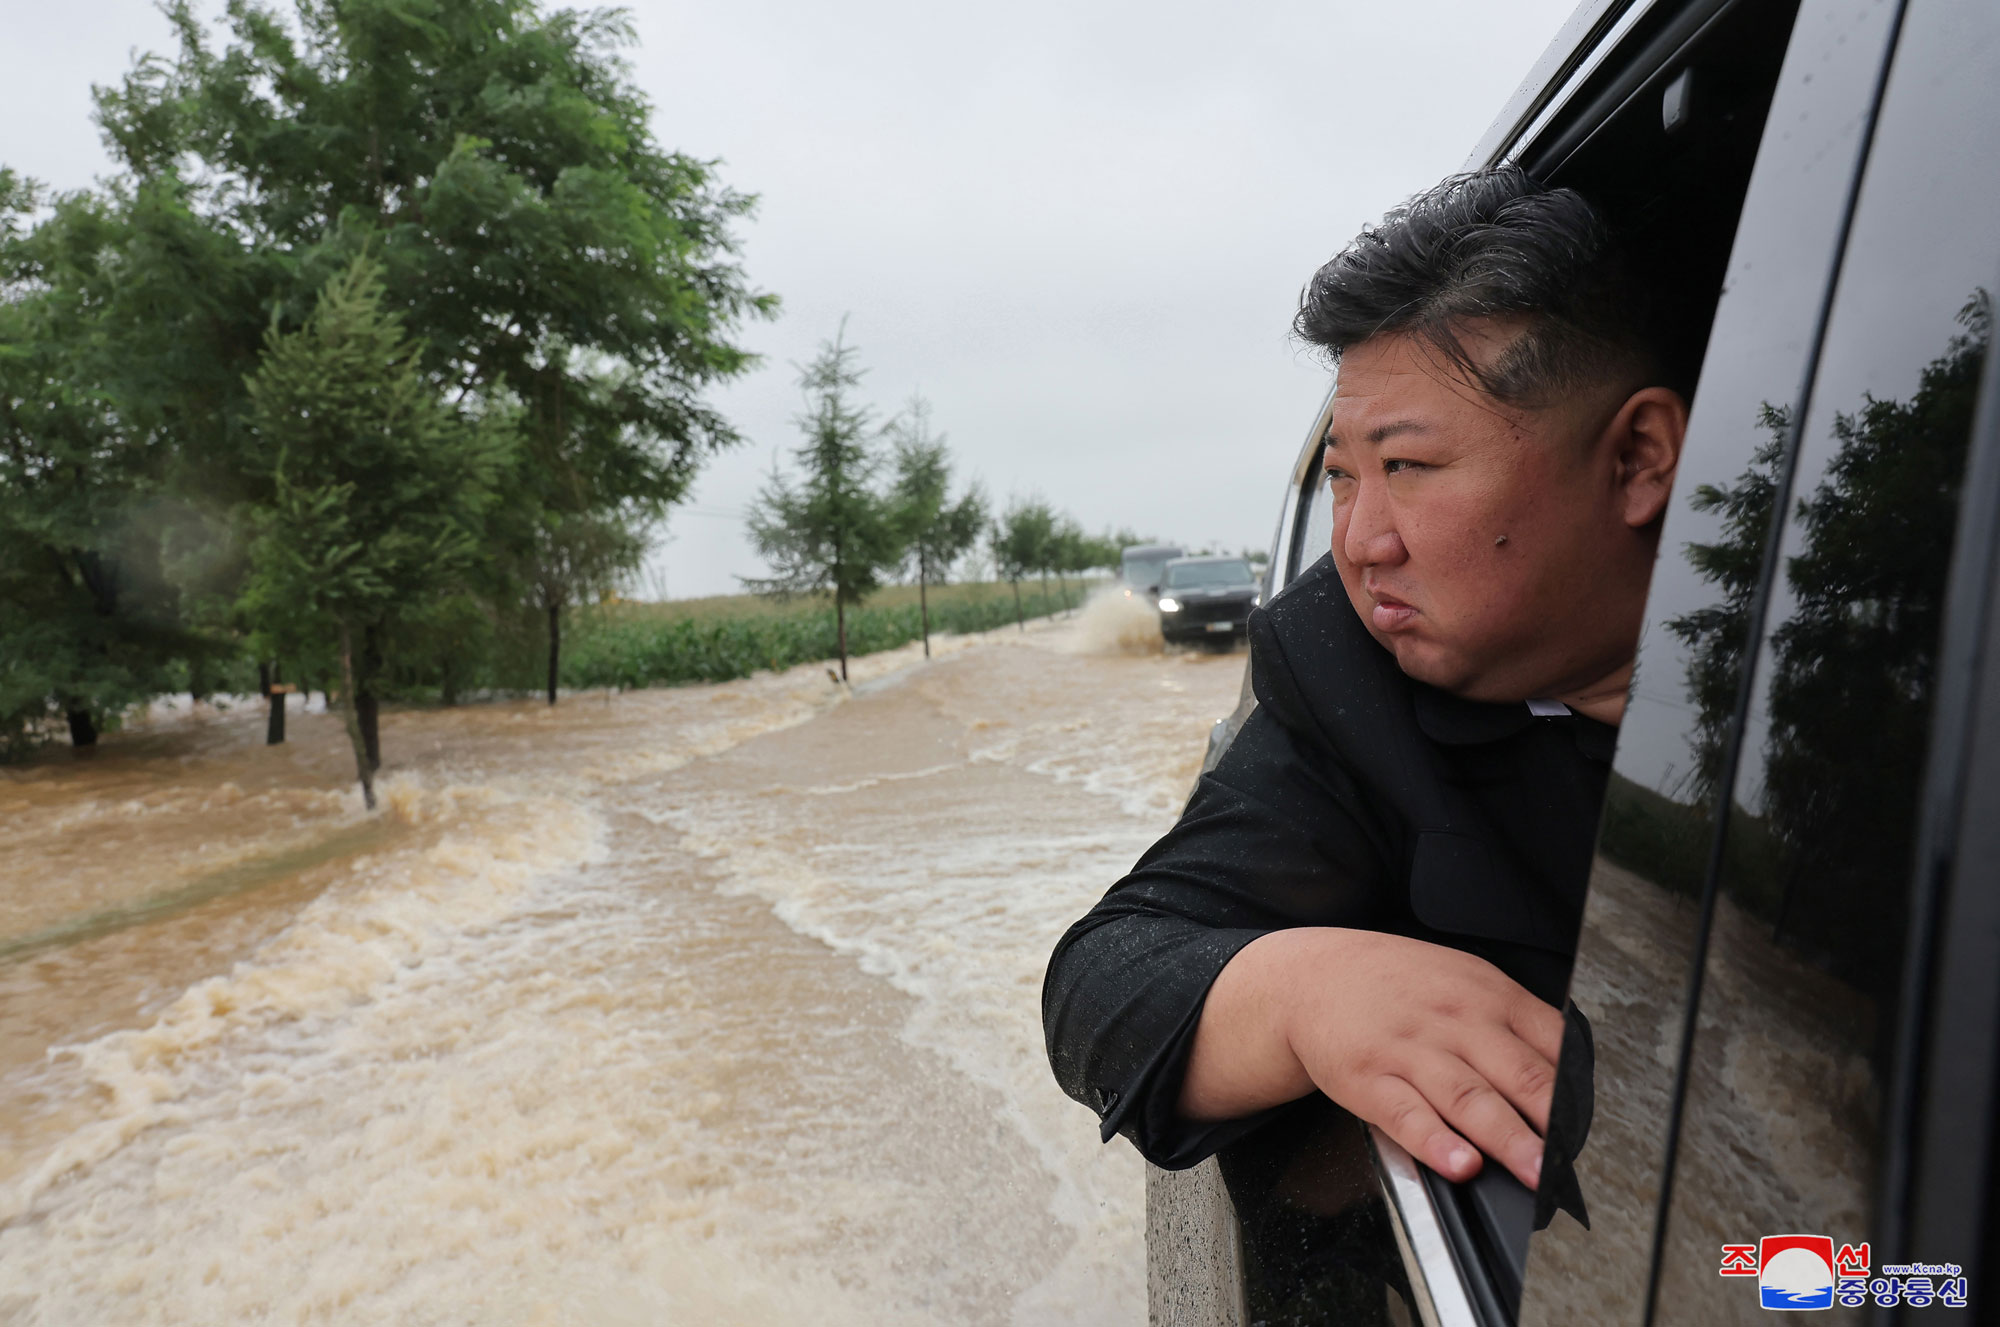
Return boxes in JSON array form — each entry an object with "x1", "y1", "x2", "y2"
[{"x1": 563, "y1": 579, "x2": 1097, "y2": 689}]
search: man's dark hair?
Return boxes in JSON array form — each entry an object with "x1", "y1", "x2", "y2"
[{"x1": 1295, "y1": 168, "x2": 1676, "y2": 408}]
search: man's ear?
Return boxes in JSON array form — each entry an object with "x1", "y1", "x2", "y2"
[{"x1": 1606, "y1": 386, "x2": 1689, "y2": 529}]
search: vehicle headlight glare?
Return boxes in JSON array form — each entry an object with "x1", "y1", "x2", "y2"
[{"x1": 1158, "y1": 597, "x2": 1181, "y2": 612}]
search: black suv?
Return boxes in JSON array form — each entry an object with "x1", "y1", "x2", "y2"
[
  {"x1": 1158, "y1": 556, "x2": 1261, "y2": 647},
  {"x1": 1150, "y1": 0, "x2": 2000, "y2": 1323}
]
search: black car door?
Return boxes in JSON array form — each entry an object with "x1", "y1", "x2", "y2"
[
  {"x1": 1623, "y1": 1, "x2": 2000, "y2": 1321},
  {"x1": 1512, "y1": 0, "x2": 1906, "y2": 1319},
  {"x1": 1525, "y1": 0, "x2": 2000, "y2": 1323}
]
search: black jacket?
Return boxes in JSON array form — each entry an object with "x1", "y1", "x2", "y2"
[{"x1": 1042, "y1": 554, "x2": 1612, "y2": 1172}]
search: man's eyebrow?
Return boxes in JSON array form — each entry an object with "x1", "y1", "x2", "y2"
[{"x1": 1323, "y1": 420, "x2": 1431, "y2": 449}]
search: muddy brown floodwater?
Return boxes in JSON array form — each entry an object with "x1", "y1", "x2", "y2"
[{"x1": 0, "y1": 598, "x2": 1242, "y2": 1325}]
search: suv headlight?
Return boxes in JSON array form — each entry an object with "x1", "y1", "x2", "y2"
[{"x1": 1158, "y1": 597, "x2": 1181, "y2": 612}]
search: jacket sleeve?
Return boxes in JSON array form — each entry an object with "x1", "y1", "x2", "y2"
[{"x1": 1041, "y1": 611, "x2": 1399, "y2": 1170}]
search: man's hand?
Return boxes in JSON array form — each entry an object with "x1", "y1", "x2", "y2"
[{"x1": 1179, "y1": 927, "x2": 1565, "y2": 1189}]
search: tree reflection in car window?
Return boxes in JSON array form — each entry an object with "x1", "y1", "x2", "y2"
[
  {"x1": 1665, "y1": 410, "x2": 1787, "y2": 808},
  {"x1": 1675, "y1": 301, "x2": 1988, "y2": 991},
  {"x1": 1651, "y1": 299, "x2": 1991, "y2": 1325}
]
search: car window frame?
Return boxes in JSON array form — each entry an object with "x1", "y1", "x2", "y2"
[
  {"x1": 1268, "y1": 389, "x2": 1338, "y2": 596},
  {"x1": 1466, "y1": 0, "x2": 1650, "y2": 168}
]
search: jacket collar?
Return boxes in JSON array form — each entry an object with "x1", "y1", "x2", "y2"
[
  {"x1": 1412, "y1": 680, "x2": 1619, "y2": 761},
  {"x1": 1411, "y1": 684, "x2": 1538, "y2": 746}
]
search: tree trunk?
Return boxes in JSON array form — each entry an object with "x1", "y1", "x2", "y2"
[
  {"x1": 919, "y1": 553, "x2": 931, "y2": 659},
  {"x1": 440, "y1": 656, "x2": 458, "y2": 708},
  {"x1": 358, "y1": 693, "x2": 381, "y2": 771},
  {"x1": 836, "y1": 596, "x2": 849, "y2": 681},
  {"x1": 66, "y1": 708, "x2": 97, "y2": 748},
  {"x1": 546, "y1": 601, "x2": 561, "y2": 706},
  {"x1": 358, "y1": 626, "x2": 382, "y2": 771},
  {"x1": 266, "y1": 663, "x2": 286, "y2": 746},
  {"x1": 1056, "y1": 570, "x2": 1071, "y2": 615},
  {"x1": 339, "y1": 622, "x2": 377, "y2": 811},
  {"x1": 1012, "y1": 578, "x2": 1024, "y2": 631},
  {"x1": 1039, "y1": 569, "x2": 1051, "y2": 617}
]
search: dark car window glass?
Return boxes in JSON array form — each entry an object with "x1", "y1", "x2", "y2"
[
  {"x1": 1165, "y1": 560, "x2": 1257, "y2": 590},
  {"x1": 1518, "y1": 0, "x2": 1902, "y2": 1321},
  {"x1": 1649, "y1": 2, "x2": 2000, "y2": 1320},
  {"x1": 1123, "y1": 550, "x2": 1181, "y2": 588}
]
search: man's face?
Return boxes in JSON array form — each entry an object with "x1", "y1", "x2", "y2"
[{"x1": 1321, "y1": 325, "x2": 1664, "y2": 704}]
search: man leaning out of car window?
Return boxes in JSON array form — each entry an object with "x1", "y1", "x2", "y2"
[{"x1": 1042, "y1": 167, "x2": 1691, "y2": 1222}]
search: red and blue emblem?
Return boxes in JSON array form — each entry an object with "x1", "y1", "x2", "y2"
[{"x1": 1757, "y1": 1235, "x2": 1836, "y2": 1310}]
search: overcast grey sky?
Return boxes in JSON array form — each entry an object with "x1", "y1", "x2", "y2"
[{"x1": 3, "y1": 0, "x2": 1579, "y2": 598}]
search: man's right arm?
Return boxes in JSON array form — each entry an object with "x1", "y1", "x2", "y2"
[
  {"x1": 1180, "y1": 924, "x2": 1566, "y2": 1190},
  {"x1": 1041, "y1": 702, "x2": 1392, "y2": 1170}
]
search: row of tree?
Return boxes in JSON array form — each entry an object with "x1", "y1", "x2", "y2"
[
  {"x1": 0, "y1": 0, "x2": 771, "y2": 802},
  {"x1": 745, "y1": 329, "x2": 1126, "y2": 678},
  {"x1": 989, "y1": 495, "x2": 1128, "y2": 629}
]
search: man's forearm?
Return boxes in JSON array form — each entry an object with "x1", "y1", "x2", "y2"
[
  {"x1": 1175, "y1": 925, "x2": 1565, "y2": 1188},
  {"x1": 1176, "y1": 928, "x2": 1327, "y2": 1121}
]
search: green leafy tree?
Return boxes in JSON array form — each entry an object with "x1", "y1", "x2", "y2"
[
  {"x1": 992, "y1": 498, "x2": 1056, "y2": 630},
  {"x1": 0, "y1": 173, "x2": 231, "y2": 753},
  {"x1": 1048, "y1": 517, "x2": 1121, "y2": 615},
  {"x1": 1027, "y1": 503, "x2": 1068, "y2": 610},
  {"x1": 241, "y1": 256, "x2": 510, "y2": 807},
  {"x1": 887, "y1": 396, "x2": 986, "y2": 657},
  {"x1": 1048, "y1": 516, "x2": 1082, "y2": 614},
  {"x1": 504, "y1": 509, "x2": 646, "y2": 705},
  {"x1": 743, "y1": 328, "x2": 900, "y2": 680},
  {"x1": 93, "y1": 0, "x2": 773, "y2": 686}
]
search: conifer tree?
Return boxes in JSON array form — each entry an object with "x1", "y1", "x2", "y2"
[
  {"x1": 887, "y1": 396, "x2": 987, "y2": 658},
  {"x1": 743, "y1": 327, "x2": 900, "y2": 681},
  {"x1": 241, "y1": 256, "x2": 510, "y2": 807}
]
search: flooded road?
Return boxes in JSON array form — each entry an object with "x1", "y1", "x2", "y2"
[{"x1": 0, "y1": 604, "x2": 1244, "y2": 1325}]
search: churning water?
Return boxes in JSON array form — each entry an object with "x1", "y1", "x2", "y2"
[{"x1": 0, "y1": 614, "x2": 1246, "y2": 1325}]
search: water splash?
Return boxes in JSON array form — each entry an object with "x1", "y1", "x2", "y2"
[{"x1": 1061, "y1": 586, "x2": 1167, "y2": 657}]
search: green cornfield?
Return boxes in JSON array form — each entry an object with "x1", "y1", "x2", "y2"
[{"x1": 562, "y1": 579, "x2": 1094, "y2": 690}]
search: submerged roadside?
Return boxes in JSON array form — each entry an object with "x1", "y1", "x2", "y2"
[{"x1": 0, "y1": 605, "x2": 1239, "y2": 1324}]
